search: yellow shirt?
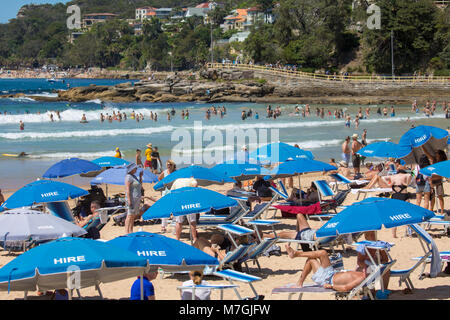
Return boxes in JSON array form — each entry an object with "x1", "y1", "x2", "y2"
[
  {"x1": 145, "y1": 148, "x2": 152, "y2": 161},
  {"x1": 115, "y1": 151, "x2": 121, "y2": 158}
]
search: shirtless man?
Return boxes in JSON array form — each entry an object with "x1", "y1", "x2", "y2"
[
  {"x1": 336, "y1": 161, "x2": 352, "y2": 178},
  {"x1": 351, "y1": 134, "x2": 363, "y2": 176},
  {"x1": 341, "y1": 137, "x2": 351, "y2": 166},
  {"x1": 285, "y1": 246, "x2": 367, "y2": 292}
]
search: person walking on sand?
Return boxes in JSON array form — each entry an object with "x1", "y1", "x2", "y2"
[
  {"x1": 124, "y1": 163, "x2": 143, "y2": 234},
  {"x1": 351, "y1": 134, "x2": 363, "y2": 177}
]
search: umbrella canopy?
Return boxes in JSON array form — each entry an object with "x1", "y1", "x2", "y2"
[
  {"x1": 142, "y1": 187, "x2": 237, "y2": 220},
  {"x1": 0, "y1": 237, "x2": 148, "y2": 292},
  {"x1": 357, "y1": 141, "x2": 412, "y2": 159},
  {"x1": 398, "y1": 125, "x2": 449, "y2": 164},
  {"x1": 420, "y1": 160, "x2": 450, "y2": 179},
  {"x1": 108, "y1": 232, "x2": 219, "y2": 272},
  {"x1": 90, "y1": 166, "x2": 158, "y2": 186},
  {"x1": 212, "y1": 163, "x2": 270, "y2": 181},
  {"x1": 92, "y1": 156, "x2": 130, "y2": 168},
  {"x1": 0, "y1": 180, "x2": 88, "y2": 212},
  {"x1": 43, "y1": 158, "x2": 102, "y2": 178},
  {"x1": 0, "y1": 208, "x2": 87, "y2": 242},
  {"x1": 249, "y1": 142, "x2": 314, "y2": 164},
  {"x1": 153, "y1": 165, "x2": 234, "y2": 191},
  {"x1": 316, "y1": 197, "x2": 435, "y2": 238},
  {"x1": 265, "y1": 158, "x2": 337, "y2": 180}
]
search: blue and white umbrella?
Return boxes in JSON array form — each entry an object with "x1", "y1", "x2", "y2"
[
  {"x1": 357, "y1": 141, "x2": 412, "y2": 159},
  {"x1": 92, "y1": 156, "x2": 130, "y2": 168},
  {"x1": 0, "y1": 237, "x2": 148, "y2": 293},
  {"x1": 420, "y1": 160, "x2": 450, "y2": 179},
  {"x1": 212, "y1": 163, "x2": 270, "y2": 181},
  {"x1": 249, "y1": 142, "x2": 314, "y2": 164},
  {"x1": 398, "y1": 125, "x2": 449, "y2": 164},
  {"x1": 316, "y1": 197, "x2": 435, "y2": 238},
  {"x1": 265, "y1": 158, "x2": 337, "y2": 180},
  {"x1": 91, "y1": 166, "x2": 158, "y2": 186},
  {"x1": 0, "y1": 209, "x2": 87, "y2": 244},
  {"x1": 108, "y1": 232, "x2": 219, "y2": 272},
  {"x1": 153, "y1": 165, "x2": 234, "y2": 191},
  {"x1": 0, "y1": 180, "x2": 88, "y2": 212},
  {"x1": 142, "y1": 187, "x2": 237, "y2": 220},
  {"x1": 43, "y1": 158, "x2": 102, "y2": 179}
]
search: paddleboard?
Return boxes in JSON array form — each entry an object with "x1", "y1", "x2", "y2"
[{"x1": 2, "y1": 153, "x2": 28, "y2": 158}]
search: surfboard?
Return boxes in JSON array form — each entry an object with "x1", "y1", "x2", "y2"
[{"x1": 2, "y1": 153, "x2": 28, "y2": 158}]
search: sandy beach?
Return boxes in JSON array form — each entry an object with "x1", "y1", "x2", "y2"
[{"x1": 0, "y1": 169, "x2": 449, "y2": 301}]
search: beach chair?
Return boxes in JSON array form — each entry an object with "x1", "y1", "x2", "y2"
[
  {"x1": 219, "y1": 244, "x2": 255, "y2": 270},
  {"x1": 390, "y1": 224, "x2": 439, "y2": 291},
  {"x1": 238, "y1": 237, "x2": 279, "y2": 273},
  {"x1": 178, "y1": 284, "x2": 238, "y2": 300},
  {"x1": 308, "y1": 180, "x2": 339, "y2": 221},
  {"x1": 271, "y1": 259, "x2": 396, "y2": 300},
  {"x1": 328, "y1": 173, "x2": 369, "y2": 191},
  {"x1": 351, "y1": 187, "x2": 393, "y2": 200},
  {"x1": 423, "y1": 216, "x2": 450, "y2": 235},
  {"x1": 213, "y1": 269, "x2": 263, "y2": 300},
  {"x1": 197, "y1": 205, "x2": 249, "y2": 228}
]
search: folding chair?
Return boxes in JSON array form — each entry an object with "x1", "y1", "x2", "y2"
[
  {"x1": 213, "y1": 269, "x2": 263, "y2": 300},
  {"x1": 308, "y1": 180, "x2": 338, "y2": 221},
  {"x1": 219, "y1": 244, "x2": 255, "y2": 270}
]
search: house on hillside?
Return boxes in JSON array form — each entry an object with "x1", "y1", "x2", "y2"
[
  {"x1": 221, "y1": 9, "x2": 248, "y2": 31},
  {"x1": 195, "y1": 2, "x2": 217, "y2": 10},
  {"x1": 82, "y1": 13, "x2": 117, "y2": 30},
  {"x1": 136, "y1": 7, "x2": 157, "y2": 21}
]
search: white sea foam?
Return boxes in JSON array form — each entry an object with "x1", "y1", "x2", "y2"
[
  {"x1": 0, "y1": 125, "x2": 175, "y2": 140},
  {"x1": 29, "y1": 150, "x2": 116, "y2": 159}
]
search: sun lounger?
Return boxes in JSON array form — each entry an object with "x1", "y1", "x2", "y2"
[
  {"x1": 351, "y1": 188, "x2": 393, "y2": 200},
  {"x1": 178, "y1": 284, "x2": 238, "y2": 300},
  {"x1": 238, "y1": 237, "x2": 279, "y2": 273},
  {"x1": 219, "y1": 244, "x2": 255, "y2": 270},
  {"x1": 213, "y1": 269, "x2": 263, "y2": 300},
  {"x1": 272, "y1": 260, "x2": 396, "y2": 300},
  {"x1": 197, "y1": 205, "x2": 249, "y2": 227},
  {"x1": 424, "y1": 217, "x2": 450, "y2": 235},
  {"x1": 329, "y1": 173, "x2": 369, "y2": 191}
]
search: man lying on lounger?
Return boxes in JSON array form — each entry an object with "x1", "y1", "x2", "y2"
[
  {"x1": 285, "y1": 246, "x2": 367, "y2": 292},
  {"x1": 261, "y1": 212, "x2": 317, "y2": 251}
]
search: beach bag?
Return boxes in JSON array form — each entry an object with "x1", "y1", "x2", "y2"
[{"x1": 415, "y1": 173, "x2": 426, "y2": 186}]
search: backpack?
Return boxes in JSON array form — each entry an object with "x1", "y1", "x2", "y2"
[{"x1": 416, "y1": 173, "x2": 426, "y2": 186}]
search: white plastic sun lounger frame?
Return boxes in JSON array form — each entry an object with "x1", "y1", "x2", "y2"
[
  {"x1": 213, "y1": 269, "x2": 262, "y2": 300},
  {"x1": 177, "y1": 284, "x2": 238, "y2": 300}
]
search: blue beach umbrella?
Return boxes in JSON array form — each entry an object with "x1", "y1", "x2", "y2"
[
  {"x1": 249, "y1": 142, "x2": 314, "y2": 164},
  {"x1": 316, "y1": 197, "x2": 435, "y2": 238},
  {"x1": 153, "y1": 165, "x2": 234, "y2": 191},
  {"x1": 420, "y1": 160, "x2": 450, "y2": 179},
  {"x1": 90, "y1": 166, "x2": 158, "y2": 186},
  {"x1": 0, "y1": 237, "x2": 148, "y2": 293},
  {"x1": 357, "y1": 141, "x2": 412, "y2": 159},
  {"x1": 398, "y1": 125, "x2": 449, "y2": 164},
  {"x1": 92, "y1": 156, "x2": 130, "y2": 167},
  {"x1": 0, "y1": 180, "x2": 88, "y2": 212},
  {"x1": 108, "y1": 232, "x2": 219, "y2": 271},
  {"x1": 142, "y1": 187, "x2": 238, "y2": 220},
  {"x1": 212, "y1": 163, "x2": 270, "y2": 181},
  {"x1": 43, "y1": 158, "x2": 102, "y2": 178},
  {"x1": 265, "y1": 158, "x2": 337, "y2": 180}
]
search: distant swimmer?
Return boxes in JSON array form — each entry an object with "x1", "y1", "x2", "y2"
[
  {"x1": 18, "y1": 152, "x2": 28, "y2": 157},
  {"x1": 19, "y1": 120, "x2": 24, "y2": 131},
  {"x1": 80, "y1": 114, "x2": 88, "y2": 123},
  {"x1": 390, "y1": 106, "x2": 396, "y2": 117}
]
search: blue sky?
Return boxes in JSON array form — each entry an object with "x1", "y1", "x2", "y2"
[{"x1": 0, "y1": 0, "x2": 70, "y2": 23}]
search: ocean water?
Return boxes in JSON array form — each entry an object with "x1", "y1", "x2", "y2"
[{"x1": 0, "y1": 78, "x2": 448, "y2": 190}]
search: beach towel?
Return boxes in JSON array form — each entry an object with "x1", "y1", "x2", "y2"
[{"x1": 273, "y1": 202, "x2": 322, "y2": 216}]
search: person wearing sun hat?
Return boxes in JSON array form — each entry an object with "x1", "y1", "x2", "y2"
[{"x1": 144, "y1": 143, "x2": 153, "y2": 169}]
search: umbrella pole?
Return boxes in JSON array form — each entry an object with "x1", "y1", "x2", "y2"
[{"x1": 140, "y1": 272, "x2": 144, "y2": 300}]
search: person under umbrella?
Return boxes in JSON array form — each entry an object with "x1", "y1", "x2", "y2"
[
  {"x1": 124, "y1": 163, "x2": 143, "y2": 234},
  {"x1": 421, "y1": 148, "x2": 447, "y2": 215},
  {"x1": 158, "y1": 159, "x2": 177, "y2": 233}
]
